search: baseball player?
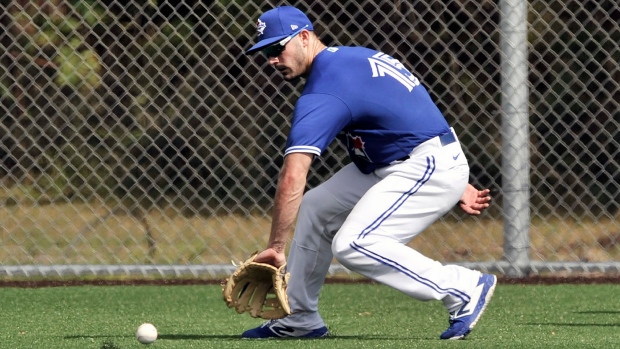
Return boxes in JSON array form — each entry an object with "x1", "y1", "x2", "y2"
[{"x1": 242, "y1": 6, "x2": 496, "y2": 340}]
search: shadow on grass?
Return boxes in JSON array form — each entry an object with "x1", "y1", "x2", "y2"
[
  {"x1": 65, "y1": 334, "x2": 426, "y2": 341},
  {"x1": 64, "y1": 335, "x2": 129, "y2": 339},
  {"x1": 160, "y1": 334, "x2": 414, "y2": 340},
  {"x1": 63, "y1": 334, "x2": 240, "y2": 340},
  {"x1": 161, "y1": 334, "x2": 242, "y2": 340}
]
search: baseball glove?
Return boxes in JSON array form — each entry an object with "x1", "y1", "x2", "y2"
[{"x1": 222, "y1": 253, "x2": 291, "y2": 319}]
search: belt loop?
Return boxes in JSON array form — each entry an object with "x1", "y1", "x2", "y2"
[{"x1": 439, "y1": 131, "x2": 456, "y2": 147}]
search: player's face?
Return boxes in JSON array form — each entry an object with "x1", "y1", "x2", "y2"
[{"x1": 265, "y1": 35, "x2": 308, "y2": 81}]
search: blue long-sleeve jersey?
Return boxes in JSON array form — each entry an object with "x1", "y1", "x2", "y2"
[{"x1": 285, "y1": 46, "x2": 450, "y2": 174}]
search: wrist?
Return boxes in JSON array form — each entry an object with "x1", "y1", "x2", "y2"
[{"x1": 268, "y1": 242, "x2": 286, "y2": 254}]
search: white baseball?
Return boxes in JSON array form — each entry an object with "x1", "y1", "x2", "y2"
[{"x1": 136, "y1": 323, "x2": 158, "y2": 344}]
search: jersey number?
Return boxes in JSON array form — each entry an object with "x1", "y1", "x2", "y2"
[{"x1": 368, "y1": 53, "x2": 420, "y2": 92}]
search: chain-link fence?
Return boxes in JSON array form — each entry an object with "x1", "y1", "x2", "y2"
[{"x1": 0, "y1": 0, "x2": 618, "y2": 278}]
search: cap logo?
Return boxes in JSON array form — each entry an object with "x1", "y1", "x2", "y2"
[
  {"x1": 246, "y1": 6, "x2": 314, "y2": 55},
  {"x1": 256, "y1": 19, "x2": 266, "y2": 36}
]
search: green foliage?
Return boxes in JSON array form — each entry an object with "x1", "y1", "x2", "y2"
[
  {"x1": 1, "y1": 0, "x2": 618, "y2": 217},
  {"x1": 71, "y1": 1, "x2": 109, "y2": 26},
  {"x1": 55, "y1": 45, "x2": 102, "y2": 90}
]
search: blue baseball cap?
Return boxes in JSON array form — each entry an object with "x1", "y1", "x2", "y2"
[{"x1": 246, "y1": 6, "x2": 314, "y2": 55}]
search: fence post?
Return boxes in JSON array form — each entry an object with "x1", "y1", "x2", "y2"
[{"x1": 500, "y1": 0, "x2": 531, "y2": 277}]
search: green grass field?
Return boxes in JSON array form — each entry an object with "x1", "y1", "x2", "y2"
[{"x1": 0, "y1": 282, "x2": 618, "y2": 349}]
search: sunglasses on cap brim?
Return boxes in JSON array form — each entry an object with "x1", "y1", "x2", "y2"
[{"x1": 262, "y1": 25, "x2": 309, "y2": 58}]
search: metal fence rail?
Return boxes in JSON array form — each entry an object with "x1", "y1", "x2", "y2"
[{"x1": 0, "y1": 0, "x2": 618, "y2": 278}]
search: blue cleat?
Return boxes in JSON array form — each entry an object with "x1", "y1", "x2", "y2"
[
  {"x1": 440, "y1": 273, "x2": 497, "y2": 340},
  {"x1": 242, "y1": 320, "x2": 329, "y2": 339}
]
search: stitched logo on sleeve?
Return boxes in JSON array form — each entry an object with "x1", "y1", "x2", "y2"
[{"x1": 453, "y1": 153, "x2": 461, "y2": 160}]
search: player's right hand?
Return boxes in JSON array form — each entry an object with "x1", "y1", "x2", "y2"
[{"x1": 458, "y1": 185, "x2": 491, "y2": 215}]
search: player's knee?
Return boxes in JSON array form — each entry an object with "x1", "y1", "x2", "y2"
[
  {"x1": 299, "y1": 187, "x2": 321, "y2": 211},
  {"x1": 331, "y1": 232, "x2": 355, "y2": 263}
]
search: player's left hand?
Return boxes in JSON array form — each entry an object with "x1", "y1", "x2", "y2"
[{"x1": 458, "y1": 184, "x2": 491, "y2": 215}]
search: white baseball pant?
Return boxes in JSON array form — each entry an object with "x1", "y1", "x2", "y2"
[{"x1": 279, "y1": 131, "x2": 482, "y2": 330}]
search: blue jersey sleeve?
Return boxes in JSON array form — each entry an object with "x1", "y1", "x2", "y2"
[{"x1": 284, "y1": 93, "x2": 351, "y2": 157}]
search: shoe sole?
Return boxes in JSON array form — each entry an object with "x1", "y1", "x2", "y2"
[
  {"x1": 242, "y1": 333, "x2": 329, "y2": 340},
  {"x1": 241, "y1": 327, "x2": 329, "y2": 340},
  {"x1": 459, "y1": 275, "x2": 497, "y2": 339}
]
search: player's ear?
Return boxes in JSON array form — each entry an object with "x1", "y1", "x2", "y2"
[{"x1": 298, "y1": 29, "x2": 311, "y2": 46}]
